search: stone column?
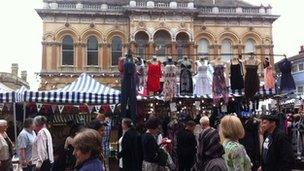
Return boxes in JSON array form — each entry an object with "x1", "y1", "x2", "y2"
[
  {"x1": 171, "y1": 41, "x2": 177, "y2": 59},
  {"x1": 210, "y1": 44, "x2": 221, "y2": 60},
  {"x1": 189, "y1": 42, "x2": 195, "y2": 62},
  {"x1": 51, "y1": 43, "x2": 59, "y2": 70},
  {"x1": 102, "y1": 43, "x2": 110, "y2": 69},
  {"x1": 75, "y1": 42, "x2": 84, "y2": 71},
  {"x1": 98, "y1": 43, "x2": 103, "y2": 69},
  {"x1": 41, "y1": 42, "x2": 47, "y2": 70},
  {"x1": 148, "y1": 41, "x2": 154, "y2": 58}
]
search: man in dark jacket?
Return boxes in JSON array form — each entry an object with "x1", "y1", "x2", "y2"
[
  {"x1": 260, "y1": 114, "x2": 294, "y2": 171},
  {"x1": 117, "y1": 118, "x2": 142, "y2": 171},
  {"x1": 176, "y1": 120, "x2": 197, "y2": 171}
]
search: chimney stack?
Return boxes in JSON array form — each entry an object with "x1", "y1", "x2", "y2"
[
  {"x1": 21, "y1": 71, "x2": 27, "y2": 82},
  {"x1": 11, "y1": 63, "x2": 18, "y2": 76},
  {"x1": 300, "y1": 45, "x2": 304, "y2": 54}
]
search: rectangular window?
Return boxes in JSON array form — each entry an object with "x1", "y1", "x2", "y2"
[
  {"x1": 298, "y1": 86, "x2": 304, "y2": 94},
  {"x1": 299, "y1": 63, "x2": 304, "y2": 71},
  {"x1": 87, "y1": 51, "x2": 98, "y2": 66},
  {"x1": 292, "y1": 64, "x2": 298, "y2": 73},
  {"x1": 62, "y1": 51, "x2": 74, "y2": 65},
  {"x1": 112, "y1": 52, "x2": 121, "y2": 66}
]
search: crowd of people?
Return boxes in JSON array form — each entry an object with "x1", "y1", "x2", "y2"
[{"x1": 0, "y1": 111, "x2": 296, "y2": 171}]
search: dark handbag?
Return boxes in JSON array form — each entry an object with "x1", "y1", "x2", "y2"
[{"x1": 40, "y1": 159, "x2": 52, "y2": 171}]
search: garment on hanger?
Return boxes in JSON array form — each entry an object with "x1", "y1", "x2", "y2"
[
  {"x1": 244, "y1": 65, "x2": 259, "y2": 100},
  {"x1": 136, "y1": 58, "x2": 146, "y2": 90},
  {"x1": 193, "y1": 61, "x2": 212, "y2": 96},
  {"x1": 180, "y1": 63, "x2": 193, "y2": 95},
  {"x1": 120, "y1": 57, "x2": 137, "y2": 123},
  {"x1": 230, "y1": 62, "x2": 244, "y2": 92},
  {"x1": 264, "y1": 65, "x2": 275, "y2": 90},
  {"x1": 212, "y1": 65, "x2": 229, "y2": 105},
  {"x1": 146, "y1": 61, "x2": 162, "y2": 93},
  {"x1": 163, "y1": 64, "x2": 177, "y2": 101},
  {"x1": 279, "y1": 59, "x2": 296, "y2": 93}
]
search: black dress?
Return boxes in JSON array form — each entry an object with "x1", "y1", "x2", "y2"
[
  {"x1": 230, "y1": 63, "x2": 244, "y2": 91},
  {"x1": 279, "y1": 59, "x2": 296, "y2": 93},
  {"x1": 244, "y1": 65, "x2": 259, "y2": 100},
  {"x1": 180, "y1": 63, "x2": 193, "y2": 95}
]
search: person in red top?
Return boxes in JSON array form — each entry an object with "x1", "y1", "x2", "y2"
[{"x1": 147, "y1": 56, "x2": 162, "y2": 94}]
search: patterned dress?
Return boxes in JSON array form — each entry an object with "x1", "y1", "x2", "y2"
[
  {"x1": 264, "y1": 65, "x2": 275, "y2": 90},
  {"x1": 180, "y1": 63, "x2": 193, "y2": 95},
  {"x1": 223, "y1": 140, "x2": 252, "y2": 171},
  {"x1": 163, "y1": 65, "x2": 177, "y2": 101},
  {"x1": 212, "y1": 65, "x2": 229, "y2": 105}
]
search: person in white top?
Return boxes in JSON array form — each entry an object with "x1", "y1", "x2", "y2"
[
  {"x1": 31, "y1": 116, "x2": 54, "y2": 171},
  {"x1": 0, "y1": 119, "x2": 13, "y2": 171}
]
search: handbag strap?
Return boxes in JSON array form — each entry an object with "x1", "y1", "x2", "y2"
[{"x1": 43, "y1": 129, "x2": 49, "y2": 160}]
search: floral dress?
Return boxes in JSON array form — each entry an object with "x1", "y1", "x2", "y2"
[
  {"x1": 212, "y1": 65, "x2": 229, "y2": 104},
  {"x1": 163, "y1": 64, "x2": 177, "y2": 101},
  {"x1": 264, "y1": 65, "x2": 275, "y2": 90},
  {"x1": 223, "y1": 140, "x2": 252, "y2": 171}
]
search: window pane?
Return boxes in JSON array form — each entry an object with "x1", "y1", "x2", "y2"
[
  {"x1": 292, "y1": 65, "x2": 298, "y2": 73},
  {"x1": 221, "y1": 39, "x2": 232, "y2": 62},
  {"x1": 299, "y1": 63, "x2": 304, "y2": 71},
  {"x1": 245, "y1": 39, "x2": 255, "y2": 53},
  {"x1": 87, "y1": 37, "x2": 98, "y2": 66},
  {"x1": 112, "y1": 36, "x2": 122, "y2": 66},
  {"x1": 62, "y1": 35, "x2": 74, "y2": 65},
  {"x1": 62, "y1": 36, "x2": 73, "y2": 50},
  {"x1": 87, "y1": 52, "x2": 98, "y2": 65},
  {"x1": 198, "y1": 39, "x2": 209, "y2": 55},
  {"x1": 62, "y1": 51, "x2": 74, "y2": 65},
  {"x1": 298, "y1": 86, "x2": 303, "y2": 93},
  {"x1": 87, "y1": 37, "x2": 98, "y2": 50}
]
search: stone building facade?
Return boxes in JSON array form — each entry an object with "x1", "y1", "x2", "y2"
[
  {"x1": 0, "y1": 63, "x2": 30, "y2": 90},
  {"x1": 37, "y1": 0, "x2": 279, "y2": 90}
]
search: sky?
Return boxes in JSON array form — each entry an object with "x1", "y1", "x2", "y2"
[{"x1": 0, "y1": 0, "x2": 303, "y2": 90}]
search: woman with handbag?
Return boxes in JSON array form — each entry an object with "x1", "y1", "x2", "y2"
[{"x1": 31, "y1": 116, "x2": 54, "y2": 171}]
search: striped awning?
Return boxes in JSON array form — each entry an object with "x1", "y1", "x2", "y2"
[
  {"x1": 0, "y1": 83, "x2": 15, "y2": 103},
  {"x1": 24, "y1": 73, "x2": 121, "y2": 104}
]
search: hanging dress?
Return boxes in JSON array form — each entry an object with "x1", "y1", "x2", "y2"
[
  {"x1": 279, "y1": 59, "x2": 296, "y2": 93},
  {"x1": 244, "y1": 65, "x2": 259, "y2": 100},
  {"x1": 212, "y1": 65, "x2": 229, "y2": 105},
  {"x1": 264, "y1": 65, "x2": 275, "y2": 90},
  {"x1": 193, "y1": 61, "x2": 212, "y2": 97},
  {"x1": 136, "y1": 58, "x2": 146, "y2": 92},
  {"x1": 146, "y1": 62, "x2": 162, "y2": 93},
  {"x1": 180, "y1": 63, "x2": 193, "y2": 95},
  {"x1": 163, "y1": 64, "x2": 177, "y2": 101},
  {"x1": 230, "y1": 62, "x2": 244, "y2": 92}
]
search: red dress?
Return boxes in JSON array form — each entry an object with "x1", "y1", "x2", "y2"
[{"x1": 147, "y1": 62, "x2": 162, "y2": 93}]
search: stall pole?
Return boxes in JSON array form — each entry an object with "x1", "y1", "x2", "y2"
[
  {"x1": 13, "y1": 102, "x2": 17, "y2": 143},
  {"x1": 23, "y1": 102, "x2": 26, "y2": 121}
]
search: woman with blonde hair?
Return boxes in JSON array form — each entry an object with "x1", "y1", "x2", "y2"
[{"x1": 219, "y1": 115, "x2": 252, "y2": 171}]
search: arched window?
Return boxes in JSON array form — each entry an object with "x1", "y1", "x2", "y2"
[
  {"x1": 176, "y1": 32, "x2": 189, "y2": 59},
  {"x1": 244, "y1": 39, "x2": 256, "y2": 54},
  {"x1": 87, "y1": 36, "x2": 98, "y2": 66},
  {"x1": 221, "y1": 39, "x2": 232, "y2": 62},
  {"x1": 197, "y1": 38, "x2": 209, "y2": 55},
  {"x1": 135, "y1": 32, "x2": 149, "y2": 59},
  {"x1": 62, "y1": 35, "x2": 74, "y2": 65},
  {"x1": 111, "y1": 36, "x2": 122, "y2": 66}
]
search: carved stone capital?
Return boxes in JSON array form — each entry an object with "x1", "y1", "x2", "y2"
[
  {"x1": 42, "y1": 41, "x2": 61, "y2": 46},
  {"x1": 209, "y1": 44, "x2": 221, "y2": 49},
  {"x1": 74, "y1": 42, "x2": 86, "y2": 47}
]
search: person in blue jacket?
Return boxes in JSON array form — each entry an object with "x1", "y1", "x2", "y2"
[{"x1": 73, "y1": 129, "x2": 104, "y2": 171}]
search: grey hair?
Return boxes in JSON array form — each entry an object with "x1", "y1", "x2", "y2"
[{"x1": 33, "y1": 115, "x2": 48, "y2": 127}]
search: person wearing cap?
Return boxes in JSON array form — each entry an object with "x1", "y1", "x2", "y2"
[
  {"x1": 0, "y1": 119, "x2": 13, "y2": 171},
  {"x1": 259, "y1": 114, "x2": 294, "y2": 171},
  {"x1": 176, "y1": 120, "x2": 197, "y2": 171}
]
